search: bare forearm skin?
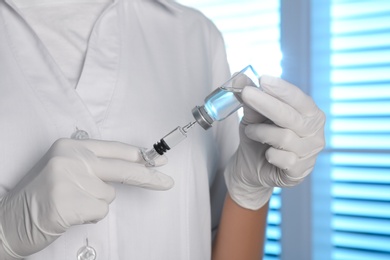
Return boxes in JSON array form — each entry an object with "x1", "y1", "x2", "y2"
[{"x1": 212, "y1": 194, "x2": 269, "y2": 260}]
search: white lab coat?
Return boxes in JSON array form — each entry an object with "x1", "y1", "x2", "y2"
[{"x1": 0, "y1": 0, "x2": 239, "y2": 259}]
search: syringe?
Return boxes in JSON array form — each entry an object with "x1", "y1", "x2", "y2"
[
  {"x1": 141, "y1": 121, "x2": 197, "y2": 166},
  {"x1": 141, "y1": 65, "x2": 259, "y2": 166}
]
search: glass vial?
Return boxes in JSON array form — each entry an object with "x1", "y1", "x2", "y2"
[{"x1": 192, "y1": 65, "x2": 260, "y2": 130}]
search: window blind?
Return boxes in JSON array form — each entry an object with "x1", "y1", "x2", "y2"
[
  {"x1": 312, "y1": 0, "x2": 390, "y2": 259},
  {"x1": 177, "y1": 1, "x2": 282, "y2": 259}
]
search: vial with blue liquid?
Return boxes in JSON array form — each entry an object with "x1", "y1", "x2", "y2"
[{"x1": 192, "y1": 65, "x2": 260, "y2": 130}]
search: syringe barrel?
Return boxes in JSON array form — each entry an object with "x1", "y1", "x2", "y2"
[
  {"x1": 141, "y1": 122, "x2": 195, "y2": 166},
  {"x1": 162, "y1": 126, "x2": 187, "y2": 149}
]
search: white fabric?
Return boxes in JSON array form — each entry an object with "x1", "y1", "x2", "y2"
[
  {"x1": 0, "y1": 0, "x2": 239, "y2": 259},
  {"x1": 14, "y1": 0, "x2": 112, "y2": 88}
]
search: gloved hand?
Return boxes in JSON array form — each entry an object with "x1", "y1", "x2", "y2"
[
  {"x1": 225, "y1": 75, "x2": 325, "y2": 210},
  {"x1": 0, "y1": 138, "x2": 173, "y2": 259}
]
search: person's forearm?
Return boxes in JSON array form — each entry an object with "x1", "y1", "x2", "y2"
[{"x1": 212, "y1": 193, "x2": 269, "y2": 260}]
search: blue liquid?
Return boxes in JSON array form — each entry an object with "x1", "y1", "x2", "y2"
[{"x1": 204, "y1": 88, "x2": 242, "y2": 121}]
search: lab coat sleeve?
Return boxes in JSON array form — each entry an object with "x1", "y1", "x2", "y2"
[{"x1": 205, "y1": 19, "x2": 241, "y2": 239}]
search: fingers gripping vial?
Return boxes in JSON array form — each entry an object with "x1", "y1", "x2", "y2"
[
  {"x1": 192, "y1": 65, "x2": 260, "y2": 130},
  {"x1": 141, "y1": 65, "x2": 260, "y2": 166}
]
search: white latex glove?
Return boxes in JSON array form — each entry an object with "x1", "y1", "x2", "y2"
[
  {"x1": 225, "y1": 75, "x2": 325, "y2": 210},
  {"x1": 0, "y1": 138, "x2": 173, "y2": 259}
]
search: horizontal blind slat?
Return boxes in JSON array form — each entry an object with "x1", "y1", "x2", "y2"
[
  {"x1": 332, "y1": 183, "x2": 390, "y2": 201},
  {"x1": 263, "y1": 256, "x2": 280, "y2": 260},
  {"x1": 331, "y1": 67, "x2": 390, "y2": 83},
  {"x1": 331, "y1": 1, "x2": 390, "y2": 19},
  {"x1": 330, "y1": 118, "x2": 390, "y2": 133},
  {"x1": 332, "y1": 232, "x2": 390, "y2": 252},
  {"x1": 331, "y1": 153, "x2": 390, "y2": 167},
  {"x1": 264, "y1": 240, "x2": 281, "y2": 255},
  {"x1": 331, "y1": 84, "x2": 390, "y2": 100},
  {"x1": 333, "y1": 248, "x2": 390, "y2": 260},
  {"x1": 332, "y1": 15, "x2": 390, "y2": 34},
  {"x1": 266, "y1": 226, "x2": 281, "y2": 240},
  {"x1": 330, "y1": 134, "x2": 390, "y2": 149},
  {"x1": 331, "y1": 33, "x2": 390, "y2": 50},
  {"x1": 331, "y1": 50, "x2": 390, "y2": 66},
  {"x1": 331, "y1": 167, "x2": 390, "y2": 184},
  {"x1": 332, "y1": 199, "x2": 390, "y2": 218},
  {"x1": 267, "y1": 210, "x2": 281, "y2": 225},
  {"x1": 331, "y1": 101, "x2": 390, "y2": 116},
  {"x1": 332, "y1": 216, "x2": 390, "y2": 235},
  {"x1": 269, "y1": 195, "x2": 281, "y2": 210}
]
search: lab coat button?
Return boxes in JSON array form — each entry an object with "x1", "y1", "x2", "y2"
[
  {"x1": 77, "y1": 245, "x2": 96, "y2": 260},
  {"x1": 71, "y1": 129, "x2": 89, "y2": 140}
]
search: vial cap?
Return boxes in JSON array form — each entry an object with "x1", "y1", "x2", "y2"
[{"x1": 191, "y1": 106, "x2": 213, "y2": 130}]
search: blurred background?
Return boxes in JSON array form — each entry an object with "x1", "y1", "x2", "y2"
[{"x1": 177, "y1": 0, "x2": 390, "y2": 259}]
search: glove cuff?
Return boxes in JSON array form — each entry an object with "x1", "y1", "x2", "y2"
[{"x1": 224, "y1": 159, "x2": 274, "y2": 210}]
